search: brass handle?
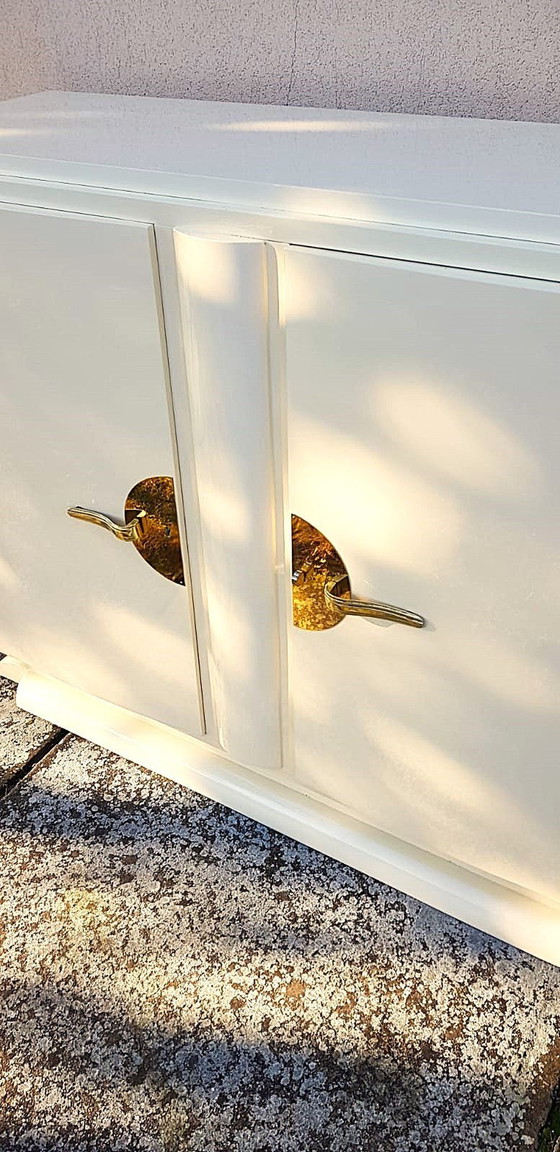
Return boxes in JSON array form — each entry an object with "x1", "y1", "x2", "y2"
[
  {"x1": 325, "y1": 575, "x2": 425, "y2": 629},
  {"x1": 67, "y1": 478, "x2": 185, "y2": 585},
  {"x1": 292, "y1": 514, "x2": 426, "y2": 632},
  {"x1": 67, "y1": 506, "x2": 147, "y2": 543}
]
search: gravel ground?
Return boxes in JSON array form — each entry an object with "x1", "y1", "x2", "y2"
[
  {"x1": 0, "y1": 672, "x2": 61, "y2": 793},
  {"x1": 0, "y1": 674, "x2": 559, "y2": 1151}
]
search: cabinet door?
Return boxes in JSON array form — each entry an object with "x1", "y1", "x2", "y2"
[
  {"x1": 0, "y1": 205, "x2": 202, "y2": 736},
  {"x1": 283, "y1": 244, "x2": 560, "y2": 904}
]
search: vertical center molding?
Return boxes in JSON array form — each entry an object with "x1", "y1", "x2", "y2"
[{"x1": 174, "y1": 232, "x2": 282, "y2": 771}]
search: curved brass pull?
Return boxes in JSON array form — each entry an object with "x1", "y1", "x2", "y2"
[
  {"x1": 67, "y1": 478, "x2": 185, "y2": 585},
  {"x1": 67, "y1": 506, "x2": 147, "y2": 543},
  {"x1": 291, "y1": 514, "x2": 425, "y2": 631},
  {"x1": 325, "y1": 574, "x2": 425, "y2": 629}
]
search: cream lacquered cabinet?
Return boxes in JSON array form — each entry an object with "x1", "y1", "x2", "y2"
[
  {"x1": 0, "y1": 204, "x2": 203, "y2": 736},
  {"x1": 1, "y1": 92, "x2": 560, "y2": 963}
]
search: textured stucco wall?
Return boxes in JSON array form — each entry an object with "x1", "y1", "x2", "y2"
[{"x1": 0, "y1": 0, "x2": 559, "y2": 121}]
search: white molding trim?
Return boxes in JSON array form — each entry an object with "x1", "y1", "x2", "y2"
[
  {"x1": 3, "y1": 658, "x2": 559, "y2": 967},
  {"x1": 173, "y1": 232, "x2": 283, "y2": 770},
  {"x1": 0, "y1": 179, "x2": 560, "y2": 283}
]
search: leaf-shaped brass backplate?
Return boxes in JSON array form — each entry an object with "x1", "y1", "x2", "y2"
[
  {"x1": 125, "y1": 476, "x2": 185, "y2": 585},
  {"x1": 291, "y1": 514, "x2": 349, "y2": 630}
]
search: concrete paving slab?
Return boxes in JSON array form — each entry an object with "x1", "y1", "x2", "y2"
[
  {"x1": 0, "y1": 669, "x2": 62, "y2": 792},
  {"x1": 0, "y1": 734, "x2": 559, "y2": 1151}
]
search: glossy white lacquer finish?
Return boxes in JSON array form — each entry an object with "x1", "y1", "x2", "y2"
[
  {"x1": 174, "y1": 233, "x2": 282, "y2": 768},
  {"x1": 1, "y1": 92, "x2": 560, "y2": 241},
  {"x1": 1, "y1": 92, "x2": 560, "y2": 962},
  {"x1": 283, "y1": 244, "x2": 560, "y2": 908},
  {"x1": 0, "y1": 204, "x2": 202, "y2": 734}
]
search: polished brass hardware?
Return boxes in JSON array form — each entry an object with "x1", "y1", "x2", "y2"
[
  {"x1": 291, "y1": 514, "x2": 425, "y2": 630},
  {"x1": 67, "y1": 506, "x2": 147, "y2": 542},
  {"x1": 67, "y1": 476, "x2": 185, "y2": 585},
  {"x1": 125, "y1": 476, "x2": 184, "y2": 585},
  {"x1": 325, "y1": 574, "x2": 425, "y2": 628},
  {"x1": 292, "y1": 514, "x2": 347, "y2": 630}
]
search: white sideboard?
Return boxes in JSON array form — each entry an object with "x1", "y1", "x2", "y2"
[{"x1": 1, "y1": 91, "x2": 560, "y2": 963}]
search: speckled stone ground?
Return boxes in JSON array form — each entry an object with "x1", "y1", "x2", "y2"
[
  {"x1": 0, "y1": 679, "x2": 559, "y2": 1151},
  {"x1": 0, "y1": 671, "x2": 61, "y2": 793}
]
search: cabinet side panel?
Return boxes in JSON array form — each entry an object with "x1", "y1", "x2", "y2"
[{"x1": 174, "y1": 232, "x2": 282, "y2": 770}]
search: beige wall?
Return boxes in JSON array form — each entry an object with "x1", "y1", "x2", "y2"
[{"x1": 1, "y1": 0, "x2": 559, "y2": 121}]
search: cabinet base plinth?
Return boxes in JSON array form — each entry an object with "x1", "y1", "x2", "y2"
[{"x1": 1, "y1": 657, "x2": 559, "y2": 967}]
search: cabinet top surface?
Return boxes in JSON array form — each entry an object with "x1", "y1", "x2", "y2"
[{"x1": 0, "y1": 91, "x2": 559, "y2": 236}]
